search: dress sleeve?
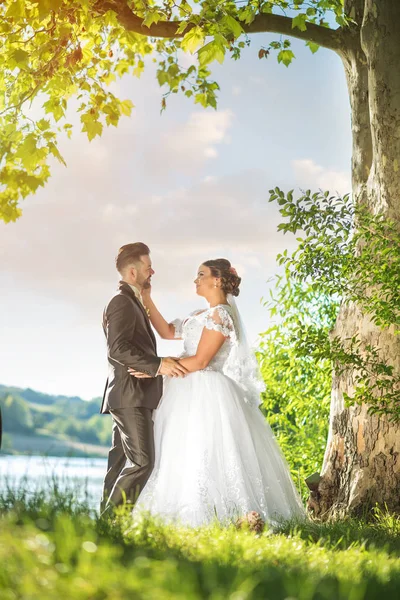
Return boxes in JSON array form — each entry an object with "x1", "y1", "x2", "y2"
[
  {"x1": 204, "y1": 306, "x2": 236, "y2": 342},
  {"x1": 170, "y1": 318, "x2": 183, "y2": 339}
]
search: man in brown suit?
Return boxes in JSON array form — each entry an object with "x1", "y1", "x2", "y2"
[{"x1": 100, "y1": 242, "x2": 187, "y2": 513}]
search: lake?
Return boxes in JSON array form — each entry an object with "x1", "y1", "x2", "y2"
[{"x1": 0, "y1": 455, "x2": 108, "y2": 510}]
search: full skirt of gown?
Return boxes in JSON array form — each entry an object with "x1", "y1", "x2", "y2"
[{"x1": 132, "y1": 370, "x2": 306, "y2": 527}]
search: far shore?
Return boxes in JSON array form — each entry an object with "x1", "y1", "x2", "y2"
[{"x1": 1, "y1": 431, "x2": 109, "y2": 459}]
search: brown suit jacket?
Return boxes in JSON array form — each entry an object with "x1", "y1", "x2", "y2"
[{"x1": 100, "y1": 281, "x2": 163, "y2": 414}]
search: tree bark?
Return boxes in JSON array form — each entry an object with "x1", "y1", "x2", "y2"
[{"x1": 308, "y1": 0, "x2": 400, "y2": 519}]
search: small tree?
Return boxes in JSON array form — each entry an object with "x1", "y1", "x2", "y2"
[{"x1": 1, "y1": 394, "x2": 34, "y2": 433}]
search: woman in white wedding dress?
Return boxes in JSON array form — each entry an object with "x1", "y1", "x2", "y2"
[{"x1": 129, "y1": 258, "x2": 305, "y2": 527}]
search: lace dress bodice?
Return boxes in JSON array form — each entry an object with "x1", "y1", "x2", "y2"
[{"x1": 172, "y1": 305, "x2": 237, "y2": 373}]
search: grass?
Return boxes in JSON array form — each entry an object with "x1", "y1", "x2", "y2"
[{"x1": 0, "y1": 481, "x2": 399, "y2": 599}]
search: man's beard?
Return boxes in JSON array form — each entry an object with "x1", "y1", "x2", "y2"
[{"x1": 142, "y1": 278, "x2": 151, "y2": 290}]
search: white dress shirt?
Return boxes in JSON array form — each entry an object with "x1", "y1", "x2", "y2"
[{"x1": 128, "y1": 283, "x2": 145, "y2": 306}]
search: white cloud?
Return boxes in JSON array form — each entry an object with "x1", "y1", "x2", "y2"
[
  {"x1": 204, "y1": 147, "x2": 218, "y2": 158},
  {"x1": 139, "y1": 109, "x2": 234, "y2": 177},
  {"x1": 0, "y1": 164, "x2": 286, "y2": 311},
  {"x1": 169, "y1": 110, "x2": 233, "y2": 148},
  {"x1": 292, "y1": 159, "x2": 351, "y2": 195}
]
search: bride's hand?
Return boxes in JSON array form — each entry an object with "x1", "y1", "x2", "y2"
[
  {"x1": 128, "y1": 368, "x2": 152, "y2": 379},
  {"x1": 141, "y1": 283, "x2": 151, "y2": 303}
]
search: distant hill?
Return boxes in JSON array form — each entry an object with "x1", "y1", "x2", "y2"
[{"x1": 0, "y1": 384, "x2": 110, "y2": 458}]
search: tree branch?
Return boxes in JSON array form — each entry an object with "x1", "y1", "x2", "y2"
[
  {"x1": 245, "y1": 13, "x2": 343, "y2": 52},
  {"x1": 93, "y1": 0, "x2": 344, "y2": 53},
  {"x1": 0, "y1": 82, "x2": 42, "y2": 117},
  {"x1": 344, "y1": 0, "x2": 365, "y2": 25}
]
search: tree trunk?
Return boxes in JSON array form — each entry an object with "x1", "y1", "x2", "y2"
[{"x1": 308, "y1": 0, "x2": 400, "y2": 519}]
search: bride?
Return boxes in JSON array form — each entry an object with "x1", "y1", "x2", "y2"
[{"x1": 129, "y1": 258, "x2": 305, "y2": 527}]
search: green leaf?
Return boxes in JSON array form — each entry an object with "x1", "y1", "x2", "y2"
[
  {"x1": 179, "y1": 0, "x2": 192, "y2": 17},
  {"x1": 181, "y1": 26, "x2": 205, "y2": 54},
  {"x1": 48, "y1": 142, "x2": 66, "y2": 166},
  {"x1": 31, "y1": 0, "x2": 63, "y2": 21},
  {"x1": 82, "y1": 43, "x2": 94, "y2": 63},
  {"x1": 6, "y1": 0, "x2": 26, "y2": 18},
  {"x1": 157, "y1": 70, "x2": 168, "y2": 86},
  {"x1": 292, "y1": 14, "x2": 308, "y2": 32},
  {"x1": 10, "y1": 49, "x2": 30, "y2": 68},
  {"x1": 238, "y1": 6, "x2": 256, "y2": 25},
  {"x1": 306, "y1": 41, "x2": 320, "y2": 54},
  {"x1": 82, "y1": 119, "x2": 103, "y2": 141},
  {"x1": 37, "y1": 119, "x2": 51, "y2": 131},
  {"x1": 176, "y1": 21, "x2": 190, "y2": 35},
  {"x1": 222, "y1": 15, "x2": 244, "y2": 39},
  {"x1": 115, "y1": 60, "x2": 131, "y2": 77},
  {"x1": 15, "y1": 134, "x2": 47, "y2": 171},
  {"x1": 277, "y1": 49, "x2": 295, "y2": 67},
  {"x1": 198, "y1": 40, "x2": 225, "y2": 67},
  {"x1": 43, "y1": 99, "x2": 65, "y2": 122},
  {"x1": 142, "y1": 11, "x2": 162, "y2": 29},
  {"x1": 101, "y1": 72, "x2": 116, "y2": 85},
  {"x1": 194, "y1": 92, "x2": 207, "y2": 107},
  {"x1": 119, "y1": 99, "x2": 134, "y2": 116}
]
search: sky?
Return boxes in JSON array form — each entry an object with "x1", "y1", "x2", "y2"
[{"x1": 0, "y1": 32, "x2": 352, "y2": 400}]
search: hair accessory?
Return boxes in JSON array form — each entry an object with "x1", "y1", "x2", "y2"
[{"x1": 229, "y1": 267, "x2": 238, "y2": 276}]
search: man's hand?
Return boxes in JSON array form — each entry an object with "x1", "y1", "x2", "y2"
[
  {"x1": 159, "y1": 357, "x2": 189, "y2": 378},
  {"x1": 127, "y1": 368, "x2": 152, "y2": 378},
  {"x1": 128, "y1": 357, "x2": 188, "y2": 379}
]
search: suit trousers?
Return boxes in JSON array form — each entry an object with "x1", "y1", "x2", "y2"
[{"x1": 100, "y1": 407, "x2": 155, "y2": 513}]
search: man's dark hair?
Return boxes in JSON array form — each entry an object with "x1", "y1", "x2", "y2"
[{"x1": 116, "y1": 242, "x2": 150, "y2": 273}]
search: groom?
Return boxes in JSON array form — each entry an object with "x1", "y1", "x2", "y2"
[{"x1": 100, "y1": 242, "x2": 187, "y2": 513}]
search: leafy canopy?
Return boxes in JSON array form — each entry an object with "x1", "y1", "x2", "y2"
[{"x1": 0, "y1": 0, "x2": 346, "y2": 222}]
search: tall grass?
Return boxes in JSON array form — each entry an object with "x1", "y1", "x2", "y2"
[
  {"x1": 0, "y1": 474, "x2": 93, "y2": 520},
  {"x1": 1, "y1": 481, "x2": 399, "y2": 599}
]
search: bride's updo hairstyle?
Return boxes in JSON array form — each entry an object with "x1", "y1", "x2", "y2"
[{"x1": 203, "y1": 258, "x2": 241, "y2": 297}]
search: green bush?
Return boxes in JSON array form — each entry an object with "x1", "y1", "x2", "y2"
[{"x1": 258, "y1": 280, "x2": 336, "y2": 498}]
